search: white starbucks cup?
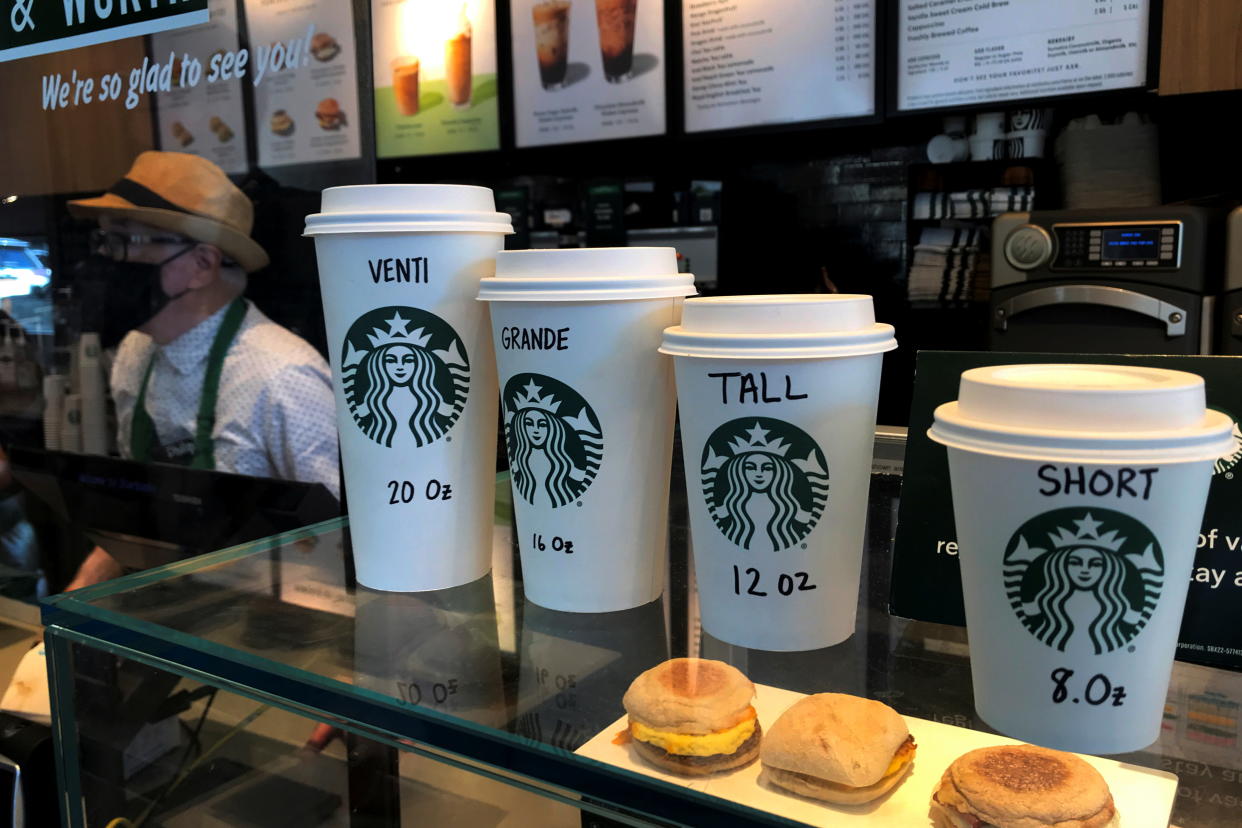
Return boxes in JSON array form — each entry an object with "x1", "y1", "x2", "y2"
[
  {"x1": 478, "y1": 248, "x2": 695, "y2": 612},
  {"x1": 661, "y1": 295, "x2": 897, "y2": 651},
  {"x1": 929, "y1": 364, "x2": 1234, "y2": 754},
  {"x1": 304, "y1": 185, "x2": 512, "y2": 592}
]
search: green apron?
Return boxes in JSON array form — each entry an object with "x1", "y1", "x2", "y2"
[{"x1": 129, "y1": 298, "x2": 247, "y2": 470}]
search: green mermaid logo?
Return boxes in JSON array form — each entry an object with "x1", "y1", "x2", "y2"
[
  {"x1": 503, "y1": 373, "x2": 603, "y2": 508},
  {"x1": 700, "y1": 418, "x2": 829, "y2": 552},
  {"x1": 341, "y1": 306, "x2": 469, "y2": 448},
  {"x1": 1004, "y1": 508, "x2": 1163, "y2": 655}
]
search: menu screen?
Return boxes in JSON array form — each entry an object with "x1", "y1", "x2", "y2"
[
  {"x1": 151, "y1": 0, "x2": 249, "y2": 173},
  {"x1": 896, "y1": 0, "x2": 1150, "y2": 112},
  {"x1": 510, "y1": 0, "x2": 666, "y2": 148},
  {"x1": 372, "y1": 0, "x2": 501, "y2": 158},
  {"x1": 243, "y1": 0, "x2": 362, "y2": 167},
  {"x1": 683, "y1": 0, "x2": 874, "y2": 133}
]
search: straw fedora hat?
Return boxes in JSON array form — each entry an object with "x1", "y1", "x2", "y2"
[{"x1": 68, "y1": 151, "x2": 269, "y2": 272}]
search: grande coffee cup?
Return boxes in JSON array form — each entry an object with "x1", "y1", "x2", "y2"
[
  {"x1": 929, "y1": 364, "x2": 1234, "y2": 753},
  {"x1": 661, "y1": 295, "x2": 897, "y2": 651},
  {"x1": 479, "y1": 247, "x2": 694, "y2": 612},
  {"x1": 305, "y1": 185, "x2": 512, "y2": 592}
]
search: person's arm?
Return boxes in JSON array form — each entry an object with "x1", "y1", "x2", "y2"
[
  {"x1": 257, "y1": 362, "x2": 341, "y2": 499},
  {"x1": 64, "y1": 546, "x2": 123, "y2": 591}
]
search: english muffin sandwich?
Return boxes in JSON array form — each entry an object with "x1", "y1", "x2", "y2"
[
  {"x1": 931, "y1": 744, "x2": 1117, "y2": 828},
  {"x1": 760, "y1": 693, "x2": 915, "y2": 804},
  {"x1": 621, "y1": 658, "x2": 760, "y2": 776}
]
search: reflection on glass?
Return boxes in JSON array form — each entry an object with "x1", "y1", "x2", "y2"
[
  {"x1": 354, "y1": 574, "x2": 506, "y2": 728},
  {"x1": 516, "y1": 598, "x2": 667, "y2": 750}
]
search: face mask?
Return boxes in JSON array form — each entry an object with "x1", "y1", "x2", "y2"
[{"x1": 74, "y1": 248, "x2": 193, "y2": 347}]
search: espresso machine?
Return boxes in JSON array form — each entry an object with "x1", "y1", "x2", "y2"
[{"x1": 990, "y1": 206, "x2": 1225, "y2": 355}]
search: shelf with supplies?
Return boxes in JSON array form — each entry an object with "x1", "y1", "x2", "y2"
[{"x1": 40, "y1": 469, "x2": 1242, "y2": 828}]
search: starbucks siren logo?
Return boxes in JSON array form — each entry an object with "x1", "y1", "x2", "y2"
[
  {"x1": 503, "y1": 373, "x2": 603, "y2": 508},
  {"x1": 1213, "y1": 412, "x2": 1242, "y2": 478},
  {"x1": 1004, "y1": 508, "x2": 1163, "y2": 655},
  {"x1": 701, "y1": 418, "x2": 829, "y2": 552},
  {"x1": 341, "y1": 306, "x2": 469, "y2": 448}
]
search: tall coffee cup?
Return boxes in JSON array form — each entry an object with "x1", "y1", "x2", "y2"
[
  {"x1": 929, "y1": 364, "x2": 1233, "y2": 753},
  {"x1": 305, "y1": 185, "x2": 512, "y2": 592},
  {"x1": 479, "y1": 248, "x2": 694, "y2": 612},
  {"x1": 661, "y1": 295, "x2": 896, "y2": 651}
]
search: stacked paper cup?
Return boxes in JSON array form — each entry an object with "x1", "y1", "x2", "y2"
[
  {"x1": 61, "y1": 394, "x2": 83, "y2": 453},
  {"x1": 304, "y1": 185, "x2": 512, "y2": 592},
  {"x1": 77, "y1": 333, "x2": 109, "y2": 455},
  {"x1": 661, "y1": 295, "x2": 896, "y2": 650},
  {"x1": 930, "y1": 364, "x2": 1233, "y2": 753},
  {"x1": 42, "y1": 374, "x2": 67, "y2": 450},
  {"x1": 479, "y1": 248, "x2": 695, "y2": 612}
]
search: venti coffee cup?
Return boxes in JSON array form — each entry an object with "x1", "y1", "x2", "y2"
[
  {"x1": 929, "y1": 364, "x2": 1234, "y2": 754},
  {"x1": 479, "y1": 247, "x2": 694, "y2": 612},
  {"x1": 661, "y1": 295, "x2": 897, "y2": 651},
  {"x1": 305, "y1": 185, "x2": 512, "y2": 592}
]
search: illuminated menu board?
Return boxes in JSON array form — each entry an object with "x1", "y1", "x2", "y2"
[
  {"x1": 372, "y1": 0, "x2": 501, "y2": 158},
  {"x1": 683, "y1": 0, "x2": 875, "y2": 133},
  {"x1": 897, "y1": 0, "x2": 1150, "y2": 111},
  {"x1": 510, "y1": 0, "x2": 666, "y2": 147}
]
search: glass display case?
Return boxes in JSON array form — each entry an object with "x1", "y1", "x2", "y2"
[{"x1": 41, "y1": 472, "x2": 1242, "y2": 827}]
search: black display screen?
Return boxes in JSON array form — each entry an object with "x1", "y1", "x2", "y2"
[{"x1": 1102, "y1": 228, "x2": 1161, "y2": 260}]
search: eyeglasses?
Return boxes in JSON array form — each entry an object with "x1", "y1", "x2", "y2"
[{"x1": 90, "y1": 229, "x2": 190, "y2": 262}]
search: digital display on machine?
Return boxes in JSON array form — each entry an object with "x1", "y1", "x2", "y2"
[{"x1": 1102, "y1": 229, "x2": 1160, "y2": 260}]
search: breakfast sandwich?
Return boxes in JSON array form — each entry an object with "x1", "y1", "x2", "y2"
[
  {"x1": 270, "y1": 109, "x2": 294, "y2": 136},
  {"x1": 621, "y1": 658, "x2": 760, "y2": 776},
  {"x1": 931, "y1": 744, "x2": 1117, "y2": 828},
  {"x1": 315, "y1": 98, "x2": 346, "y2": 130},
  {"x1": 311, "y1": 31, "x2": 341, "y2": 62},
  {"x1": 760, "y1": 693, "x2": 915, "y2": 805}
]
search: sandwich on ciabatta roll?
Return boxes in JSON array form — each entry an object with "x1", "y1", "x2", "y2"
[
  {"x1": 760, "y1": 693, "x2": 916, "y2": 804},
  {"x1": 621, "y1": 658, "x2": 760, "y2": 776},
  {"x1": 931, "y1": 744, "x2": 1117, "y2": 828}
]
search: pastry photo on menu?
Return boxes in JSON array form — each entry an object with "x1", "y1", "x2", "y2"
[
  {"x1": 620, "y1": 658, "x2": 760, "y2": 777},
  {"x1": 759, "y1": 693, "x2": 916, "y2": 805},
  {"x1": 315, "y1": 98, "x2": 347, "y2": 130},
  {"x1": 209, "y1": 116, "x2": 234, "y2": 143},
  {"x1": 311, "y1": 31, "x2": 341, "y2": 62},
  {"x1": 170, "y1": 121, "x2": 194, "y2": 147},
  {"x1": 269, "y1": 109, "x2": 295, "y2": 136}
]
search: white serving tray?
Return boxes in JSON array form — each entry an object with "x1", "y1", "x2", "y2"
[{"x1": 576, "y1": 684, "x2": 1176, "y2": 827}]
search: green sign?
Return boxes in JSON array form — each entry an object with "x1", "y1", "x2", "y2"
[
  {"x1": 2, "y1": 0, "x2": 207, "y2": 62},
  {"x1": 891, "y1": 351, "x2": 1242, "y2": 673}
]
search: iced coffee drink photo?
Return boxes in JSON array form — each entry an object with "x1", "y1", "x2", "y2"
[
  {"x1": 595, "y1": 0, "x2": 637, "y2": 83},
  {"x1": 392, "y1": 56, "x2": 421, "y2": 116},
  {"x1": 446, "y1": 7, "x2": 473, "y2": 108},
  {"x1": 533, "y1": 1, "x2": 571, "y2": 90}
]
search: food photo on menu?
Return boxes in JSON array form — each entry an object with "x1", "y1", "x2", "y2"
[{"x1": 373, "y1": 0, "x2": 501, "y2": 157}]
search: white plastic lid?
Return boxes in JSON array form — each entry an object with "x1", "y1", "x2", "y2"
[
  {"x1": 930, "y1": 364, "x2": 1235, "y2": 462},
  {"x1": 477, "y1": 247, "x2": 696, "y2": 302},
  {"x1": 304, "y1": 184, "x2": 514, "y2": 235},
  {"x1": 659, "y1": 294, "x2": 897, "y2": 359}
]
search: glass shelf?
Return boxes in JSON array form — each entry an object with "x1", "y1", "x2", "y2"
[{"x1": 41, "y1": 474, "x2": 1242, "y2": 827}]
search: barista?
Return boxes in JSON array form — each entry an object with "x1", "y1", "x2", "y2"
[{"x1": 65, "y1": 152, "x2": 338, "y2": 588}]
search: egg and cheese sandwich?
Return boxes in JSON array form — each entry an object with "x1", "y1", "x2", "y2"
[{"x1": 621, "y1": 658, "x2": 760, "y2": 776}]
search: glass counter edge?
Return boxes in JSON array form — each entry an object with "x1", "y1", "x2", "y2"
[{"x1": 39, "y1": 515, "x2": 351, "y2": 613}]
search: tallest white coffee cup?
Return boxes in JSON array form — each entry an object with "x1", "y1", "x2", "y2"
[
  {"x1": 305, "y1": 185, "x2": 512, "y2": 592},
  {"x1": 930, "y1": 364, "x2": 1234, "y2": 754}
]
